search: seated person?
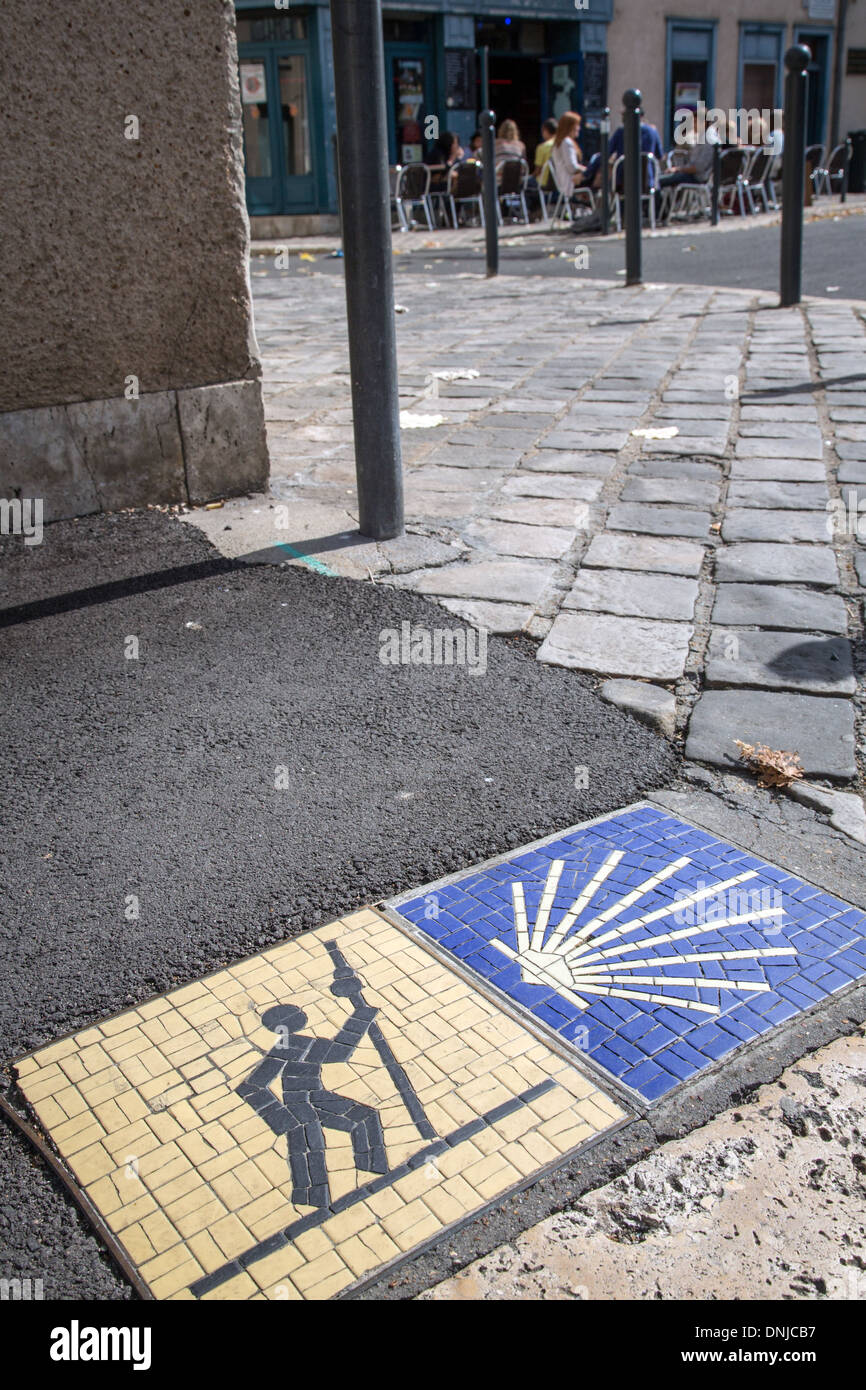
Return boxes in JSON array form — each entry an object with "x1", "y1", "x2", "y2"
[
  {"x1": 549, "y1": 112, "x2": 589, "y2": 200},
  {"x1": 427, "y1": 130, "x2": 465, "y2": 193},
  {"x1": 660, "y1": 136, "x2": 716, "y2": 193},
  {"x1": 469, "y1": 130, "x2": 484, "y2": 156},
  {"x1": 533, "y1": 119, "x2": 558, "y2": 192},
  {"x1": 608, "y1": 117, "x2": 664, "y2": 190},
  {"x1": 495, "y1": 119, "x2": 527, "y2": 162}
]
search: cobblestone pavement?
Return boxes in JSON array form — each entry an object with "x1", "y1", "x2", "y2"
[{"x1": 184, "y1": 269, "x2": 866, "y2": 823}]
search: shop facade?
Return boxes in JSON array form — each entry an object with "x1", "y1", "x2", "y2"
[
  {"x1": 607, "y1": 1, "x2": 843, "y2": 153},
  {"x1": 234, "y1": 1, "x2": 854, "y2": 237},
  {"x1": 234, "y1": 0, "x2": 613, "y2": 235}
]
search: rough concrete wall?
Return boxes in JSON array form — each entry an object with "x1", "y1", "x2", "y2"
[{"x1": 0, "y1": 0, "x2": 259, "y2": 414}]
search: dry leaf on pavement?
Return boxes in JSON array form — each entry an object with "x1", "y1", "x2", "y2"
[{"x1": 734, "y1": 740, "x2": 805, "y2": 789}]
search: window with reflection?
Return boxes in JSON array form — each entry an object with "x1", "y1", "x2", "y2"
[{"x1": 236, "y1": 10, "x2": 307, "y2": 43}]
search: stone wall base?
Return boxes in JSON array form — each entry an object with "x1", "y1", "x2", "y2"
[
  {"x1": 0, "y1": 380, "x2": 269, "y2": 522},
  {"x1": 249, "y1": 214, "x2": 340, "y2": 239}
]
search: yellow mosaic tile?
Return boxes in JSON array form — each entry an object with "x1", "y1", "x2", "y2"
[{"x1": 15, "y1": 911, "x2": 626, "y2": 1300}]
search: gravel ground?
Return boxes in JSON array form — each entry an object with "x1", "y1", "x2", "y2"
[{"x1": 422, "y1": 1029, "x2": 866, "y2": 1302}]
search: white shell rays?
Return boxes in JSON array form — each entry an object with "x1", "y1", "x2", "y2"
[{"x1": 491, "y1": 851, "x2": 796, "y2": 1016}]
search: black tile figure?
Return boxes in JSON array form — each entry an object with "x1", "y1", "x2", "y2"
[{"x1": 236, "y1": 992, "x2": 389, "y2": 1209}]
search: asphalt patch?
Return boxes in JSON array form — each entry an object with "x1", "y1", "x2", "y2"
[{"x1": 0, "y1": 511, "x2": 677, "y2": 1298}]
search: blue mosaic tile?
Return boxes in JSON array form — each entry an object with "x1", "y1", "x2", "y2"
[{"x1": 388, "y1": 805, "x2": 866, "y2": 1103}]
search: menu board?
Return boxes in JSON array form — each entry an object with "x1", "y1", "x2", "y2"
[
  {"x1": 582, "y1": 52, "x2": 608, "y2": 117},
  {"x1": 445, "y1": 50, "x2": 476, "y2": 110}
]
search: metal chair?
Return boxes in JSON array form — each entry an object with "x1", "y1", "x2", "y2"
[
  {"x1": 742, "y1": 147, "x2": 774, "y2": 214},
  {"x1": 538, "y1": 175, "x2": 559, "y2": 224},
  {"x1": 805, "y1": 144, "x2": 826, "y2": 196},
  {"x1": 817, "y1": 143, "x2": 850, "y2": 198},
  {"x1": 497, "y1": 157, "x2": 530, "y2": 224},
  {"x1": 766, "y1": 152, "x2": 783, "y2": 210},
  {"x1": 548, "y1": 149, "x2": 596, "y2": 224},
  {"x1": 395, "y1": 163, "x2": 434, "y2": 231},
  {"x1": 718, "y1": 148, "x2": 749, "y2": 217},
  {"x1": 448, "y1": 160, "x2": 485, "y2": 228},
  {"x1": 665, "y1": 178, "x2": 712, "y2": 223},
  {"x1": 665, "y1": 147, "x2": 691, "y2": 172},
  {"x1": 612, "y1": 153, "x2": 660, "y2": 231},
  {"x1": 389, "y1": 165, "x2": 409, "y2": 232},
  {"x1": 427, "y1": 164, "x2": 455, "y2": 227}
]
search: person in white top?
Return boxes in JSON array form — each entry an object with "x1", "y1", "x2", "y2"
[{"x1": 549, "y1": 111, "x2": 587, "y2": 198}]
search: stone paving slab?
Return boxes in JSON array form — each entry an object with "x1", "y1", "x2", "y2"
[
  {"x1": 599, "y1": 681, "x2": 677, "y2": 738},
  {"x1": 729, "y1": 458, "x2": 828, "y2": 482},
  {"x1": 518, "y1": 452, "x2": 617, "y2": 476},
  {"x1": 713, "y1": 543, "x2": 839, "y2": 587},
  {"x1": 487, "y1": 498, "x2": 590, "y2": 528},
  {"x1": 405, "y1": 558, "x2": 555, "y2": 605},
  {"x1": 722, "y1": 510, "x2": 831, "y2": 544},
  {"x1": 539, "y1": 431, "x2": 631, "y2": 453},
  {"x1": 438, "y1": 598, "x2": 533, "y2": 635},
  {"x1": 424, "y1": 446, "x2": 522, "y2": 470},
  {"x1": 448, "y1": 429, "x2": 538, "y2": 451},
  {"x1": 737, "y1": 416, "x2": 821, "y2": 432},
  {"x1": 13, "y1": 910, "x2": 626, "y2": 1301},
  {"x1": 607, "y1": 505, "x2": 712, "y2": 540},
  {"x1": 465, "y1": 519, "x2": 576, "y2": 560},
  {"x1": 711, "y1": 584, "x2": 848, "y2": 634},
  {"x1": 686, "y1": 691, "x2": 857, "y2": 779},
  {"x1": 387, "y1": 804, "x2": 866, "y2": 1105},
  {"x1": 739, "y1": 439, "x2": 828, "y2": 461},
  {"x1": 620, "y1": 478, "x2": 721, "y2": 508},
  {"x1": 401, "y1": 489, "x2": 480, "y2": 522},
  {"x1": 483, "y1": 416, "x2": 562, "y2": 436},
  {"x1": 502, "y1": 474, "x2": 603, "y2": 501},
  {"x1": 628, "y1": 458, "x2": 722, "y2": 482},
  {"x1": 641, "y1": 437, "x2": 728, "y2": 458},
  {"x1": 564, "y1": 570, "x2": 698, "y2": 621},
  {"x1": 726, "y1": 481, "x2": 829, "y2": 511},
  {"x1": 538, "y1": 613, "x2": 693, "y2": 682},
  {"x1": 403, "y1": 465, "x2": 500, "y2": 494},
  {"x1": 706, "y1": 629, "x2": 856, "y2": 696},
  {"x1": 582, "y1": 533, "x2": 706, "y2": 577}
]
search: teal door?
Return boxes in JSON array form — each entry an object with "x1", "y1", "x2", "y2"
[
  {"x1": 795, "y1": 28, "x2": 832, "y2": 149},
  {"x1": 238, "y1": 44, "x2": 318, "y2": 215}
]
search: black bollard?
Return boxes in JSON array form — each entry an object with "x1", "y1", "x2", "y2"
[
  {"x1": 481, "y1": 108, "x2": 499, "y2": 278},
  {"x1": 842, "y1": 138, "x2": 851, "y2": 204},
  {"x1": 600, "y1": 107, "x2": 611, "y2": 236},
  {"x1": 480, "y1": 45, "x2": 490, "y2": 115},
  {"x1": 780, "y1": 45, "x2": 811, "y2": 309},
  {"x1": 330, "y1": 0, "x2": 403, "y2": 540},
  {"x1": 711, "y1": 136, "x2": 722, "y2": 226},
  {"x1": 623, "y1": 88, "x2": 643, "y2": 287}
]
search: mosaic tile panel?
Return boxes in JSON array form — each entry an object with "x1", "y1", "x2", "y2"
[
  {"x1": 389, "y1": 805, "x2": 866, "y2": 1102},
  {"x1": 14, "y1": 911, "x2": 624, "y2": 1300}
]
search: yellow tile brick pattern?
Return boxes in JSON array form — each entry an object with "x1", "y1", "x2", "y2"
[{"x1": 15, "y1": 910, "x2": 625, "y2": 1300}]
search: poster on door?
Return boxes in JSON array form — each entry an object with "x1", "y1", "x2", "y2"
[
  {"x1": 240, "y1": 63, "x2": 267, "y2": 105},
  {"x1": 394, "y1": 58, "x2": 425, "y2": 163}
]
